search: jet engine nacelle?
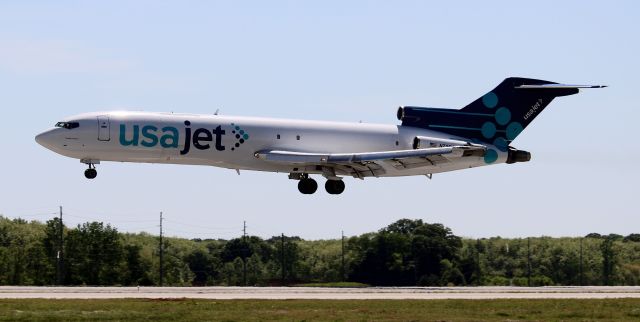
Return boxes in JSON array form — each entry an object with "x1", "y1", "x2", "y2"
[{"x1": 507, "y1": 148, "x2": 531, "y2": 163}]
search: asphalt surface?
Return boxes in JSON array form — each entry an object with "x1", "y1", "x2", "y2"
[{"x1": 1, "y1": 286, "x2": 640, "y2": 299}]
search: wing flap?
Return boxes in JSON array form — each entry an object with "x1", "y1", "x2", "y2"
[
  {"x1": 255, "y1": 146, "x2": 485, "y2": 165},
  {"x1": 255, "y1": 145, "x2": 485, "y2": 178}
]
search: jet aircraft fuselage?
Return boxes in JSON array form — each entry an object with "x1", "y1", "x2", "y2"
[
  {"x1": 37, "y1": 112, "x2": 494, "y2": 176},
  {"x1": 36, "y1": 77, "x2": 604, "y2": 194}
]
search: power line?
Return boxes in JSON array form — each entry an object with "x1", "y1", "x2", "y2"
[
  {"x1": 163, "y1": 218, "x2": 240, "y2": 231},
  {"x1": 5, "y1": 212, "x2": 58, "y2": 218},
  {"x1": 64, "y1": 207, "x2": 157, "y2": 219},
  {"x1": 119, "y1": 226, "x2": 160, "y2": 231},
  {"x1": 63, "y1": 213, "x2": 157, "y2": 223},
  {"x1": 9, "y1": 207, "x2": 245, "y2": 237},
  {"x1": 3, "y1": 206, "x2": 60, "y2": 215},
  {"x1": 162, "y1": 228, "x2": 239, "y2": 238}
]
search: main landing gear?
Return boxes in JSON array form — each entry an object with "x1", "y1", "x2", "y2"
[
  {"x1": 297, "y1": 177, "x2": 318, "y2": 194},
  {"x1": 325, "y1": 179, "x2": 345, "y2": 195},
  {"x1": 293, "y1": 174, "x2": 345, "y2": 195},
  {"x1": 84, "y1": 163, "x2": 97, "y2": 179}
]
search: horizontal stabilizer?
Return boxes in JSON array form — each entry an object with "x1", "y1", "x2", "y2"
[
  {"x1": 516, "y1": 84, "x2": 607, "y2": 89},
  {"x1": 400, "y1": 77, "x2": 606, "y2": 143}
]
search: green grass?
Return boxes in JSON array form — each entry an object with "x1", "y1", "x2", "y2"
[{"x1": 1, "y1": 299, "x2": 640, "y2": 321}]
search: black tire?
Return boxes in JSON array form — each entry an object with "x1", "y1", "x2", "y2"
[
  {"x1": 325, "y1": 180, "x2": 345, "y2": 194},
  {"x1": 297, "y1": 178, "x2": 317, "y2": 194},
  {"x1": 84, "y1": 168, "x2": 97, "y2": 179}
]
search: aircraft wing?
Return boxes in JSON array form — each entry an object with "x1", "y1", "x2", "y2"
[{"x1": 254, "y1": 145, "x2": 486, "y2": 178}]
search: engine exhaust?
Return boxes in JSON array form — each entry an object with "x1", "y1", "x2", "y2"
[{"x1": 507, "y1": 148, "x2": 531, "y2": 164}]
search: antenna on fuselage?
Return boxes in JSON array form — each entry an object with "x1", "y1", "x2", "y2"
[{"x1": 214, "y1": 108, "x2": 220, "y2": 115}]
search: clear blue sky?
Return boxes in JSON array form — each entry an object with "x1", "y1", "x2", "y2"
[{"x1": 1, "y1": 1, "x2": 638, "y2": 240}]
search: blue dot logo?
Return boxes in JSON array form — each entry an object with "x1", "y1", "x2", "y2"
[
  {"x1": 484, "y1": 149, "x2": 498, "y2": 164},
  {"x1": 482, "y1": 92, "x2": 498, "y2": 109},
  {"x1": 493, "y1": 137, "x2": 508, "y2": 151},
  {"x1": 481, "y1": 122, "x2": 497, "y2": 139},
  {"x1": 495, "y1": 107, "x2": 511, "y2": 126},
  {"x1": 230, "y1": 123, "x2": 250, "y2": 150},
  {"x1": 506, "y1": 122, "x2": 524, "y2": 140}
]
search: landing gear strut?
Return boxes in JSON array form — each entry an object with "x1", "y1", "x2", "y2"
[
  {"x1": 297, "y1": 176, "x2": 318, "y2": 194},
  {"x1": 84, "y1": 164, "x2": 97, "y2": 179},
  {"x1": 325, "y1": 180, "x2": 345, "y2": 194}
]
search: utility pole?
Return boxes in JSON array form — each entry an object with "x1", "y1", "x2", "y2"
[
  {"x1": 341, "y1": 231, "x2": 345, "y2": 281},
  {"x1": 242, "y1": 220, "x2": 247, "y2": 286},
  {"x1": 57, "y1": 206, "x2": 64, "y2": 285},
  {"x1": 281, "y1": 233, "x2": 285, "y2": 285},
  {"x1": 159, "y1": 212, "x2": 164, "y2": 287},
  {"x1": 476, "y1": 239, "x2": 481, "y2": 285},
  {"x1": 579, "y1": 237, "x2": 584, "y2": 286},
  {"x1": 243, "y1": 221, "x2": 247, "y2": 239},
  {"x1": 527, "y1": 237, "x2": 531, "y2": 287}
]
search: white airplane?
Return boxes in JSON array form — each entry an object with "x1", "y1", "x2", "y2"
[{"x1": 36, "y1": 77, "x2": 604, "y2": 194}]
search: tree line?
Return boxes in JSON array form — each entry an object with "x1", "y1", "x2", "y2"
[{"x1": 1, "y1": 215, "x2": 639, "y2": 286}]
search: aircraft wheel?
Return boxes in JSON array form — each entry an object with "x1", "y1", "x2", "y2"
[
  {"x1": 325, "y1": 179, "x2": 345, "y2": 195},
  {"x1": 84, "y1": 168, "x2": 97, "y2": 179},
  {"x1": 297, "y1": 178, "x2": 317, "y2": 194}
]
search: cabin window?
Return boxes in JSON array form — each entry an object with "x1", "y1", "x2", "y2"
[
  {"x1": 395, "y1": 140, "x2": 399, "y2": 146},
  {"x1": 55, "y1": 121, "x2": 79, "y2": 129},
  {"x1": 277, "y1": 134, "x2": 280, "y2": 139},
  {"x1": 296, "y1": 135, "x2": 300, "y2": 140}
]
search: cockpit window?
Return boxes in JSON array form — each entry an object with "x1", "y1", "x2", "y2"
[{"x1": 55, "y1": 121, "x2": 80, "y2": 129}]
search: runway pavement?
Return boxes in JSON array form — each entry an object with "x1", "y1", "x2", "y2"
[{"x1": 1, "y1": 286, "x2": 640, "y2": 299}]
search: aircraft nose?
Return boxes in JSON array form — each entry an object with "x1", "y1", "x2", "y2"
[{"x1": 35, "y1": 129, "x2": 56, "y2": 149}]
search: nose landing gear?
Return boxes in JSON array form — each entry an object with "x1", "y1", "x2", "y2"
[
  {"x1": 84, "y1": 164, "x2": 97, "y2": 179},
  {"x1": 81, "y1": 159, "x2": 99, "y2": 179}
]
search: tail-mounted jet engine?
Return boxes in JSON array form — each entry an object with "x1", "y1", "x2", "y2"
[{"x1": 507, "y1": 148, "x2": 531, "y2": 164}]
